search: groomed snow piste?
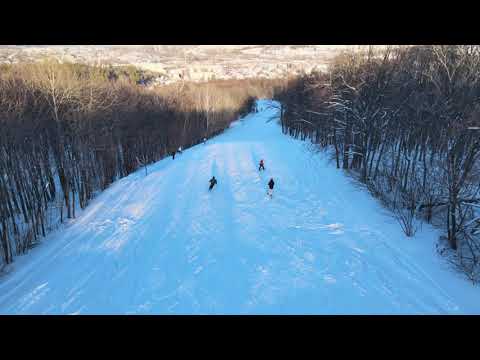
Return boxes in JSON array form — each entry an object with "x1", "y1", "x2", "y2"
[{"x1": 1, "y1": 100, "x2": 479, "y2": 314}]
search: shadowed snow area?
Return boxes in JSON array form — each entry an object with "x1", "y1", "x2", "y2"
[{"x1": 1, "y1": 100, "x2": 480, "y2": 314}]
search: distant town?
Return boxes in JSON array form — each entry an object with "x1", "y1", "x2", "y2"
[{"x1": 0, "y1": 45, "x2": 381, "y2": 87}]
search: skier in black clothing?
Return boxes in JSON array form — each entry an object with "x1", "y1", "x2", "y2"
[
  {"x1": 267, "y1": 178, "x2": 274, "y2": 198},
  {"x1": 209, "y1": 176, "x2": 217, "y2": 191},
  {"x1": 172, "y1": 151, "x2": 176, "y2": 160},
  {"x1": 259, "y1": 159, "x2": 265, "y2": 171}
]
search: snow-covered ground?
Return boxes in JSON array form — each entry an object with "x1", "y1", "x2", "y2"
[{"x1": 1, "y1": 100, "x2": 479, "y2": 314}]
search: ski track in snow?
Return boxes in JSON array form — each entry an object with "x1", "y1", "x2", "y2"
[{"x1": 1, "y1": 100, "x2": 479, "y2": 314}]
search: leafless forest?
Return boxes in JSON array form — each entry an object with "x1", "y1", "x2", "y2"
[
  {"x1": 3, "y1": 46, "x2": 480, "y2": 282},
  {"x1": 0, "y1": 60, "x2": 281, "y2": 266},
  {"x1": 275, "y1": 46, "x2": 480, "y2": 281}
]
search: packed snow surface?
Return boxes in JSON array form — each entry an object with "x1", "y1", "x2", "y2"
[{"x1": 1, "y1": 100, "x2": 480, "y2": 314}]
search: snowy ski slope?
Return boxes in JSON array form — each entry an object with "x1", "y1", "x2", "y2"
[{"x1": 1, "y1": 100, "x2": 479, "y2": 314}]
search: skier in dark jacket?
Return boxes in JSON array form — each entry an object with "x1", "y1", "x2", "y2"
[
  {"x1": 259, "y1": 159, "x2": 265, "y2": 171},
  {"x1": 209, "y1": 176, "x2": 217, "y2": 191},
  {"x1": 172, "y1": 151, "x2": 176, "y2": 160},
  {"x1": 267, "y1": 178, "x2": 274, "y2": 198}
]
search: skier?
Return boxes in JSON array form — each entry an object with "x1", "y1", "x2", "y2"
[
  {"x1": 172, "y1": 151, "x2": 176, "y2": 160},
  {"x1": 178, "y1": 146, "x2": 183, "y2": 154},
  {"x1": 259, "y1": 159, "x2": 265, "y2": 171},
  {"x1": 209, "y1": 176, "x2": 217, "y2": 191},
  {"x1": 267, "y1": 178, "x2": 275, "y2": 198},
  {"x1": 203, "y1": 137, "x2": 207, "y2": 145}
]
